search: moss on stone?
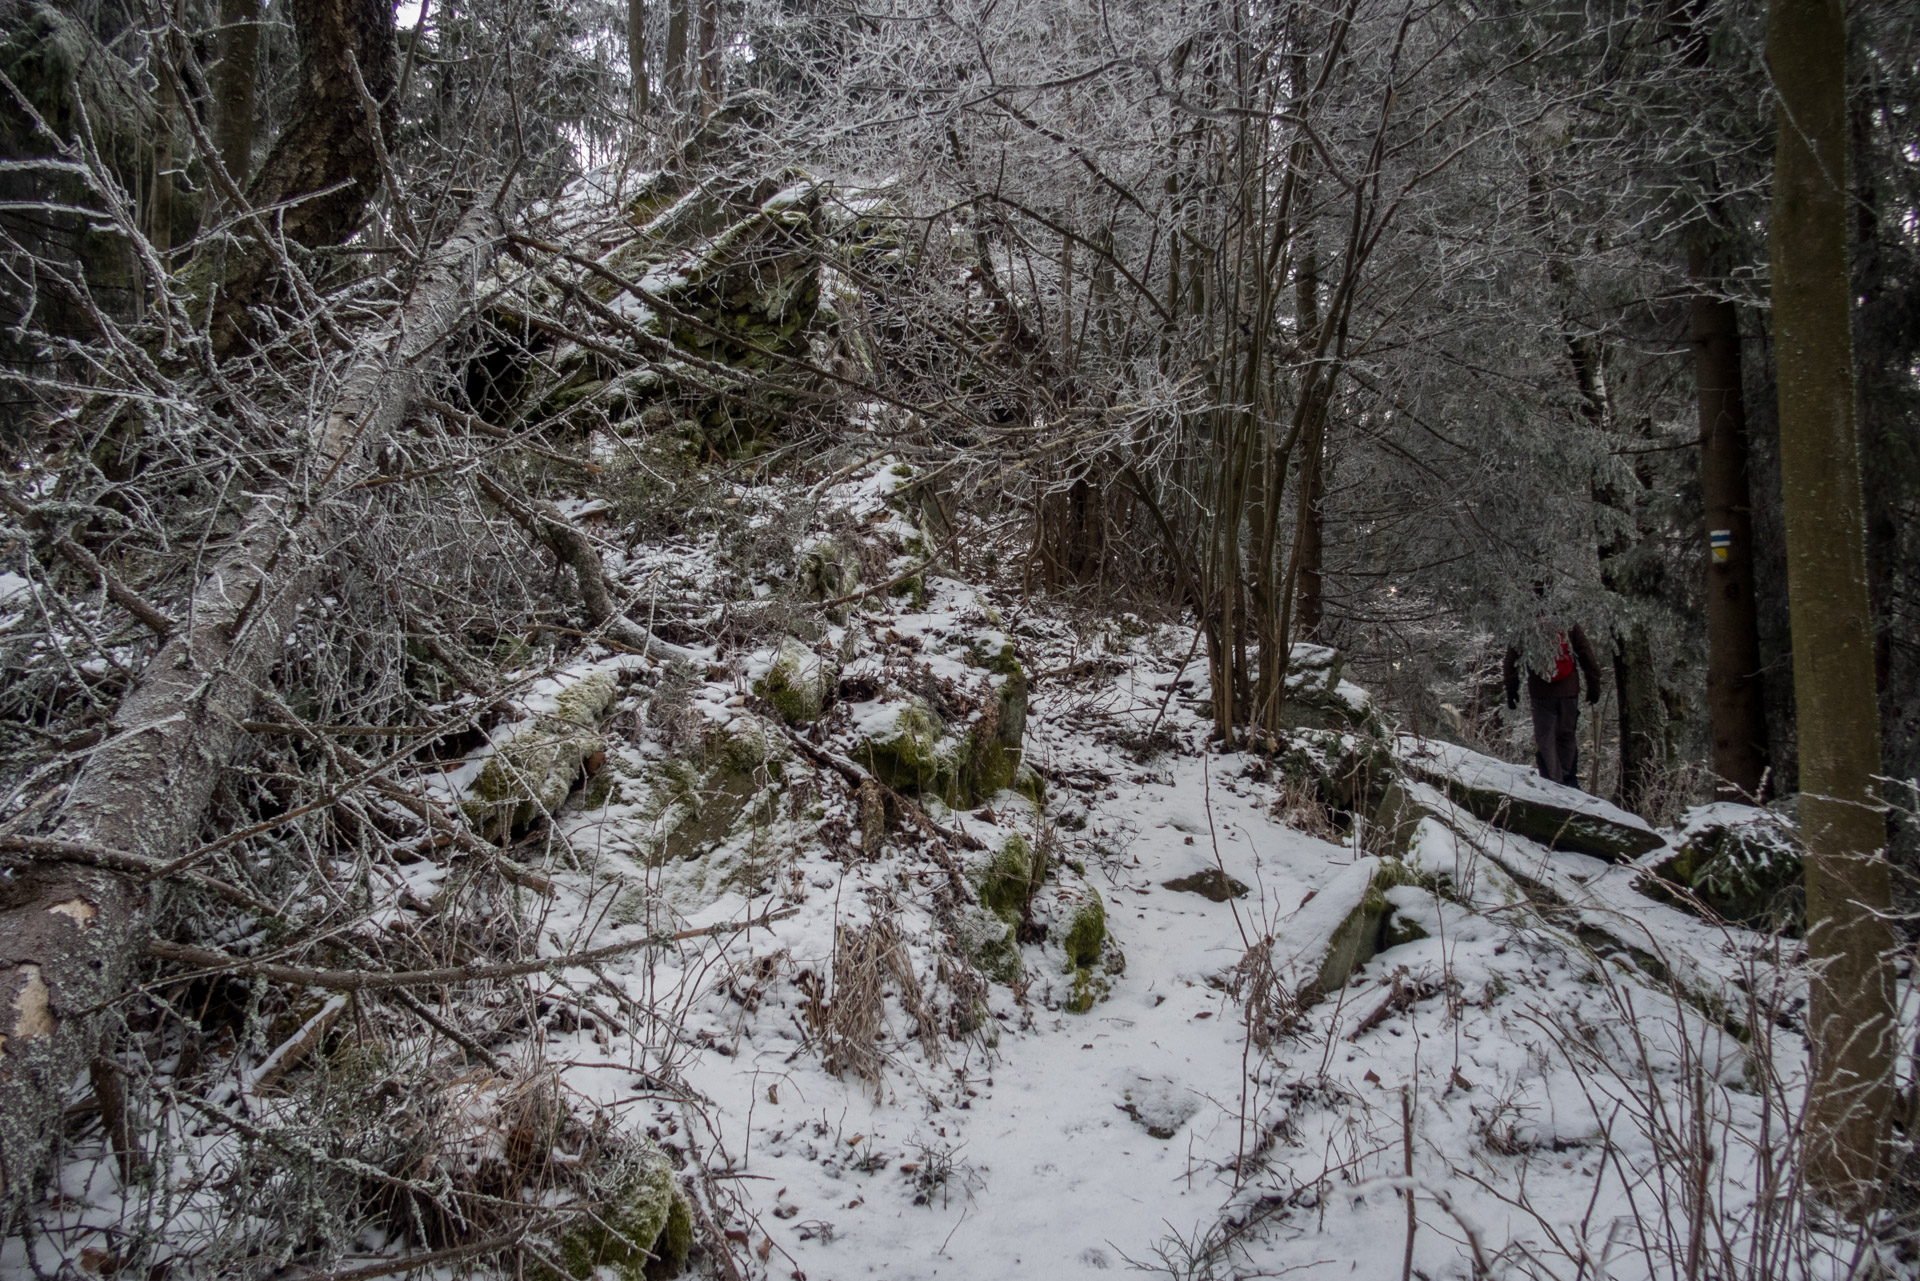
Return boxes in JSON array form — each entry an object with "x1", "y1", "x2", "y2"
[
  {"x1": 754, "y1": 638, "x2": 836, "y2": 724},
  {"x1": 1651, "y1": 807, "x2": 1803, "y2": 930},
  {"x1": 953, "y1": 646, "x2": 1029, "y2": 806},
  {"x1": 462, "y1": 672, "x2": 619, "y2": 834},
  {"x1": 1362, "y1": 859, "x2": 1434, "y2": 951},
  {"x1": 547, "y1": 1143, "x2": 692, "y2": 1281},
  {"x1": 636, "y1": 716, "x2": 788, "y2": 864},
  {"x1": 702, "y1": 714, "x2": 780, "y2": 775},
  {"x1": 800, "y1": 541, "x2": 859, "y2": 620},
  {"x1": 856, "y1": 698, "x2": 961, "y2": 798},
  {"x1": 854, "y1": 644, "x2": 1030, "y2": 810},
  {"x1": 889, "y1": 572, "x2": 927, "y2": 610},
  {"x1": 952, "y1": 904, "x2": 1022, "y2": 985},
  {"x1": 1382, "y1": 911, "x2": 1430, "y2": 948},
  {"x1": 974, "y1": 835, "x2": 1034, "y2": 922},
  {"x1": 1064, "y1": 886, "x2": 1106, "y2": 970},
  {"x1": 1064, "y1": 965, "x2": 1110, "y2": 1014}
]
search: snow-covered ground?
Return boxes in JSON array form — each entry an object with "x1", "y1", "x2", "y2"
[
  {"x1": 468, "y1": 460, "x2": 1914, "y2": 1279},
  {"x1": 17, "y1": 458, "x2": 1913, "y2": 1280}
]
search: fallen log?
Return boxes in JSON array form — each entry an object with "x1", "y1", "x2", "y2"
[{"x1": 0, "y1": 198, "x2": 508, "y2": 1207}]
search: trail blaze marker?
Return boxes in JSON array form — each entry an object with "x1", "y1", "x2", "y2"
[{"x1": 1710, "y1": 528, "x2": 1732, "y2": 564}]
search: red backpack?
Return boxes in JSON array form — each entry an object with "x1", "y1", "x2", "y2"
[{"x1": 1550, "y1": 631, "x2": 1575, "y2": 682}]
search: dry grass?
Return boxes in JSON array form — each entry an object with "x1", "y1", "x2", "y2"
[{"x1": 1268, "y1": 771, "x2": 1343, "y2": 843}]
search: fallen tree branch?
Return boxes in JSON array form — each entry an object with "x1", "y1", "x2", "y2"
[
  {"x1": 0, "y1": 835, "x2": 276, "y2": 915},
  {"x1": 148, "y1": 907, "x2": 801, "y2": 990},
  {"x1": 472, "y1": 469, "x2": 706, "y2": 663},
  {"x1": 771, "y1": 718, "x2": 980, "y2": 898},
  {"x1": 815, "y1": 557, "x2": 937, "y2": 610},
  {"x1": 0, "y1": 486, "x2": 176, "y2": 639},
  {"x1": 0, "y1": 197, "x2": 510, "y2": 1206}
]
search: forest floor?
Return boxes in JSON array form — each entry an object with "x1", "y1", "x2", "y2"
[
  {"x1": 442, "y1": 456, "x2": 1912, "y2": 1280},
  {"x1": 19, "y1": 456, "x2": 1913, "y2": 1281}
]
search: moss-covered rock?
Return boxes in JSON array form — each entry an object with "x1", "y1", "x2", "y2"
[
  {"x1": 1063, "y1": 965, "x2": 1109, "y2": 1014},
  {"x1": 952, "y1": 903, "x2": 1022, "y2": 985},
  {"x1": 1162, "y1": 869, "x2": 1249, "y2": 901},
  {"x1": 800, "y1": 541, "x2": 859, "y2": 616},
  {"x1": 955, "y1": 641, "x2": 1029, "y2": 805},
  {"x1": 1060, "y1": 884, "x2": 1109, "y2": 1014},
  {"x1": 1063, "y1": 885, "x2": 1106, "y2": 969},
  {"x1": 851, "y1": 642, "x2": 1030, "y2": 810},
  {"x1": 755, "y1": 637, "x2": 837, "y2": 724},
  {"x1": 1281, "y1": 644, "x2": 1381, "y2": 734},
  {"x1": 1649, "y1": 803, "x2": 1802, "y2": 931},
  {"x1": 974, "y1": 834, "x2": 1038, "y2": 921},
  {"x1": 463, "y1": 672, "x2": 619, "y2": 834},
  {"x1": 1365, "y1": 777, "x2": 1437, "y2": 858},
  {"x1": 1369, "y1": 860, "x2": 1434, "y2": 948},
  {"x1": 1397, "y1": 738, "x2": 1664, "y2": 862},
  {"x1": 547, "y1": 1141, "x2": 693, "y2": 1281},
  {"x1": 855, "y1": 698, "x2": 963, "y2": 799},
  {"x1": 635, "y1": 714, "x2": 788, "y2": 865},
  {"x1": 1270, "y1": 858, "x2": 1392, "y2": 1004}
]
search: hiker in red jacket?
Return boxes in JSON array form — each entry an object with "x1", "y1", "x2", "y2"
[{"x1": 1504, "y1": 615, "x2": 1604, "y2": 789}]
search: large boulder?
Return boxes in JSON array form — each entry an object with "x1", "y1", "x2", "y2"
[
  {"x1": 1270, "y1": 857, "x2": 1427, "y2": 1003},
  {"x1": 1394, "y1": 737, "x2": 1663, "y2": 862},
  {"x1": 1282, "y1": 644, "x2": 1380, "y2": 733},
  {"x1": 1647, "y1": 802, "x2": 1802, "y2": 930}
]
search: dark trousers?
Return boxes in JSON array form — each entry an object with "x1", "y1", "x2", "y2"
[{"x1": 1530, "y1": 693, "x2": 1580, "y2": 788}]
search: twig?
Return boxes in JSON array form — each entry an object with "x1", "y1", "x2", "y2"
[
  {"x1": 1401, "y1": 1087, "x2": 1417, "y2": 1281},
  {"x1": 0, "y1": 834, "x2": 276, "y2": 914},
  {"x1": 148, "y1": 907, "x2": 800, "y2": 991},
  {"x1": 291, "y1": 1233, "x2": 527, "y2": 1281},
  {"x1": 0, "y1": 485, "x2": 175, "y2": 639},
  {"x1": 815, "y1": 557, "x2": 936, "y2": 609}
]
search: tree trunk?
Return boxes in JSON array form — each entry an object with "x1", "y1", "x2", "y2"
[
  {"x1": 665, "y1": 0, "x2": 689, "y2": 118},
  {"x1": 0, "y1": 201, "x2": 506, "y2": 1209},
  {"x1": 1689, "y1": 245, "x2": 1770, "y2": 800},
  {"x1": 1294, "y1": 245, "x2": 1325, "y2": 641},
  {"x1": 627, "y1": 0, "x2": 649, "y2": 121},
  {"x1": 1612, "y1": 621, "x2": 1664, "y2": 814},
  {"x1": 213, "y1": 0, "x2": 260, "y2": 186},
  {"x1": 200, "y1": 0, "x2": 398, "y2": 356},
  {"x1": 148, "y1": 14, "x2": 177, "y2": 257},
  {"x1": 1766, "y1": 0, "x2": 1897, "y2": 1211}
]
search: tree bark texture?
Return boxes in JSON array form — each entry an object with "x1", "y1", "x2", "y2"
[
  {"x1": 203, "y1": 0, "x2": 396, "y2": 355},
  {"x1": 0, "y1": 201, "x2": 506, "y2": 1209},
  {"x1": 1766, "y1": 0, "x2": 1897, "y2": 1209},
  {"x1": 664, "y1": 0, "x2": 689, "y2": 116},
  {"x1": 1688, "y1": 244, "x2": 1770, "y2": 800},
  {"x1": 1611, "y1": 621, "x2": 1664, "y2": 814},
  {"x1": 213, "y1": 0, "x2": 261, "y2": 186},
  {"x1": 628, "y1": 0, "x2": 649, "y2": 120},
  {"x1": 1293, "y1": 245, "x2": 1325, "y2": 642},
  {"x1": 148, "y1": 14, "x2": 177, "y2": 256}
]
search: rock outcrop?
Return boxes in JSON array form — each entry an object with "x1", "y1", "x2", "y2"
[
  {"x1": 1646, "y1": 802, "x2": 1802, "y2": 930},
  {"x1": 1394, "y1": 737, "x2": 1663, "y2": 861}
]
